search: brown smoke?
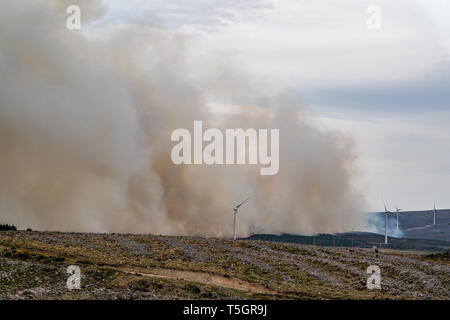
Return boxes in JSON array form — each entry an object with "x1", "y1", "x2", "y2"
[{"x1": 0, "y1": 0, "x2": 367, "y2": 236}]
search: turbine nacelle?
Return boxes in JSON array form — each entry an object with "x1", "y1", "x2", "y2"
[
  {"x1": 433, "y1": 203, "x2": 439, "y2": 212},
  {"x1": 233, "y1": 197, "x2": 250, "y2": 213},
  {"x1": 383, "y1": 201, "x2": 392, "y2": 214}
]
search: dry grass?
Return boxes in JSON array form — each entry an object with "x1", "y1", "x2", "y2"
[{"x1": 0, "y1": 231, "x2": 448, "y2": 300}]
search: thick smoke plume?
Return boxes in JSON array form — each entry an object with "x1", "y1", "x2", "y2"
[{"x1": 0, "y1": 0, "x2": 367, "y2": 236}]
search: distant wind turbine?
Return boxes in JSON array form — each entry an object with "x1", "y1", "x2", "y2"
[
  {"x1": 233, "y1": 197, "x2": 250, "y2": 240},
  {"x1": 394, "y1": 203, "x2": 402, "y2": 232},
  {"x1": 383, "y1": 201, "x2": 392, "y2": 245},
  {"x1": 433, "y1": 202, "x2": 441, "y2": 226}
]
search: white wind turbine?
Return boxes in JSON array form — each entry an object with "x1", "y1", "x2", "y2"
[
  {"x1": 432, "y1": 202, "x2": 442, "y2": 226},
  {"x1": 394, "y1": 203, "x2": 402, "y2": 232},
  {"x1": 383, "y1": 201, "x2": 392, "y2": 245},
  {"x1": 232, "y1": 197, "x2": 250, "y2": 240}
]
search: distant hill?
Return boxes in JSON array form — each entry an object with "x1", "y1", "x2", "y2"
[
  {"x1": 371, "y1": 209, "x2": 450, "y2": 241},
  {"x1": 244, "y1": 232, "x2": 450, "y2": 252},
  {"x1": 244, "y1": 209, "x2": 450, "y2": 252}
]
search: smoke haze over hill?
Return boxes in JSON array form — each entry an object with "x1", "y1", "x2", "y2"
[{"x1": 0, "y1": 0, "x2": 367, "y2": 236}]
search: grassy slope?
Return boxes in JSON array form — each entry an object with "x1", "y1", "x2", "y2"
[{"x1": 0, "y1": 231, "x2": 448, "y2": 300}]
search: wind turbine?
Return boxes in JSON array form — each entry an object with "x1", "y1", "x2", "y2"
[
  {"x1": 432, "y1": 202, "x2": 441, "y2": 225},
  {"x1": 394, "y1": 204, "x2": 402, "y2": 231},
  {"x1": 232, "y1": 197, "x2": 250, "y2": 240},
  {"x1": 383, "y1": 201, "x2": 391, "y2": 245}
]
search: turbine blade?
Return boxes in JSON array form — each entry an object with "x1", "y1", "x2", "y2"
[{"x1": 235, "y1": 197, "x2": 250, "y2": 209}]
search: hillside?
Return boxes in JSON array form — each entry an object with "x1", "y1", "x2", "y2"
[
  {"x1": 399, "y1": 209, "x2": 450, "y2": 241},
  {"x1": 372, "y1": 209, "x2": 450, "y2": 241},
  {"x1": 0, "y1": 231, "x2": 449, "y2": 300},
  {"x1": 245, "y1": 232, "x2": 450, "y2": 252}
]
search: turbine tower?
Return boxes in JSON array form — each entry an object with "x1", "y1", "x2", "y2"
[
  {"x1": 433, "y1": 202, "x2": 441, "y2": 225},
  {"x1": 383, "y1": 201, "x2": 391, "y2": 245},
  {"x1": 233, "y1": 197, "x2": 250, "y2": 240},
  {"x1": 394, "y1": 204, "x2": 402, "y2": 232}
]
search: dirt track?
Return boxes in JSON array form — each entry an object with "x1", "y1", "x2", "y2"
[{"x1": 118, "y1": 266, "x2": 272, "y2": 294}]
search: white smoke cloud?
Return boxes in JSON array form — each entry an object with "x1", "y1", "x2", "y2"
[
  {"x1": 0, "y1": 0, "x2": 367, "y2": 236},
  {"x1": 366, "y1": 213, "x2": 405, "y2": 238}
]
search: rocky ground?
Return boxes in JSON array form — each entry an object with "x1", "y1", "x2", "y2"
[{"x1": 0, "y1": 231, "x2": 448, "y2": 300}]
